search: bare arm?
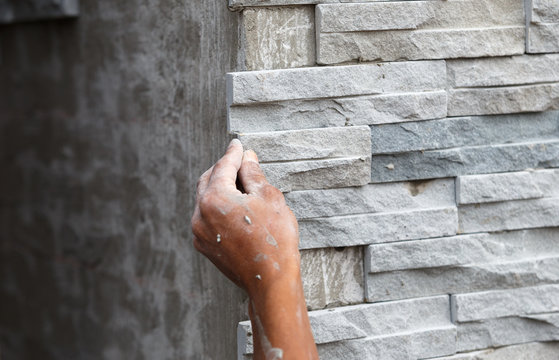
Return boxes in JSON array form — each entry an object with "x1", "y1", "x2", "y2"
[{"x1": 191, "y1": 139, "x2": 318, "y2": 360}]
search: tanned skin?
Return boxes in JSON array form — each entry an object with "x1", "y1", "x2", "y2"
[{"x1": 191, "y1": 139, "x2": 319, "y2": 360}]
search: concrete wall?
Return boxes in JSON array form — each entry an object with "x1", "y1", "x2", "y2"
[
  {"x1": 232, "y1": 0, "x2": 559, "y2": 358},
  {"x1": 0, "y1": 1, "x2": 245, "y2": 359}
]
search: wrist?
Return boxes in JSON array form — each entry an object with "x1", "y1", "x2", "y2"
[{"x1": 246, "y1": 260, "x2": 302, "y2": 300}]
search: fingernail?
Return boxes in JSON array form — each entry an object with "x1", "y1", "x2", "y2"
[
  {"x1": 230, "y1": 138, "x2": 241, "y2": 147},
  {"x1": 244, "y1": 149, "x2": 259, "y2": 163}
]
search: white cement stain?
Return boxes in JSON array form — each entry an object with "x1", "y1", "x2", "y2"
[
  {"x1": 265, "y1": 234, "x2": 278, "y2": 247},
  {"x1": 254, "y1": 253, "x2": 268, "y2": 262},
  {"x1": 251, "y1": 307, "x2": 284, "y2": 360}
]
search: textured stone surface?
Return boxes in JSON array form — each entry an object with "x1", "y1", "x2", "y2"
[
  {"x1": 229, "y1": 0, "x2": 441, "y2": 8},
  {"x1": 367, "y1": 234, "x2": 490, "y2": 274},
  {"x1": 456, "y1": 169, "x2": 559, "y2": 204},
  {"x1": 317, "y1": 27, "x2": 525, "y2": 64},
  {"x1": 456, "y1": 171, "x2": 543, "y2": 205},
  {"x1": 298, "y1": 207, "x2": 457, "y2": 249},
  {"x1": 300, "y1": 247, "x2": 364, "y2": 310},
  {"x1": 457, "y1": 316, "x2": 559, "y2": 352},
  {"x1": 447, "y1": 54, "x2": 559, "y2": 87},
  {"x1": 261, "y1": 156, "x2": 370, "y2": 192},
  {"x1": 448, "y1": 83, "x2": 559, "y2": 116},
  {"x1": 286, "y1": 178, "x2": 455, "y2": 219},
  {"x1": 459, "y1": 197, "x2": 559, "y2": 233},
  {"x1": 531, "y1": 169, "x2": 559, "y2": 197},
  {"x1": 428, "y1": 341, "x2": 559, "y2": 360},
  {"x1": 238, "y1": 295, "x2": 452, "y2": 355},
  {"x1": 370, "y1": 111, "x2": 559, "y2": 155},
  {"x1": 318, "y1": 326, "x2": 456, "y2": 360},
  {"x1": 317, "y1": 0, "x2": 524, "y2": 33},
  {"x1": 528, "y1": 24, "x2": 559, "y2": 53},
  {"x1": 382, "y1": 228, "x2": 559, "y2": 270},
  {"x1": 238, "y1": 126, "x2": 370, "y2": 162},
  {"x1": 451, "y1": 285, "x2": 559, "y2": 322},
  {"x1": 226, "y1": 61, "x2": 446, "y2": 105},
  {"x1": 366, "y1": 256, "x2": 559, "y2": 302},
  {"x1": 229, "y1": 91, "x2": 447, "y2": 133},
  {"x1": 371, "y1": 140, "x2": 559, "y2": 183},
  {"x1": 0, "y1": 0, "x2": 79, "y2": 23},
  {"x1": 531, "y1": 0, "x2": 559, "y2": 23},
  {"x1": 366, "y1": 228, "x2": 559, "y2": 274},
  {"x1": 241, "y1": 6, "x2": 315, "y2": 70}
]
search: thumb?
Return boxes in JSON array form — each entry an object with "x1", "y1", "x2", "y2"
[{"x1": 238, "y1": 150, "x2": 270, "y2": 195}]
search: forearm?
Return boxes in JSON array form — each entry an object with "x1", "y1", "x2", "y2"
[{"x1": 248, "y1": 269, "x2": 318, "y2": 360}]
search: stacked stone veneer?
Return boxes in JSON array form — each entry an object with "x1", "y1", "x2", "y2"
[{"x1": 227, "y1": 0, "x2": 559, "y2": 358}]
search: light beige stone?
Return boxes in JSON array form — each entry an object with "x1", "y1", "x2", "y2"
[
  {"x1": 238, "y1": 126, "x2": 370, "y2": 162},
  {"x1": 226, "y1": 61, "x2": 446, "y2": 105},
  {"x1": 448, "y1": 83, "x2": 559, "y2": 116},
  {"x1": 242, "y1": 6, "x2": 315, "y2": 70},
  {"x1": 447, "y1": 54, "x2": 559, "y2": 87},
  {"x1": 317, "y1": 27, "x2": 525, "y2": 64},
  {"x1": 261, "y1": 156, "x2": 370, "y2": 192},
  {"x1": 300, "y1": 247, "x2": 364, "y2": 310},
  {"x1": 317, "y1": 0, "x2": 524, "y2": 33},
  {"x1": 527, "y1": 24, "x2": 559, "y2": 53},
  {"x1": 228, "y1": 91, "x2": 447, "y2": 133}
]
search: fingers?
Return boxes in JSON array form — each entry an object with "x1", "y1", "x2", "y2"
[
  {"x1": 208, "y1": 139, "x2": 243, "y2": 192},
  {"x1": 239, "y1": 150, "x2": 271, "y2": 195},
  {"x1": 196, "y1": 165, "x2": 214, "y2": 201}
]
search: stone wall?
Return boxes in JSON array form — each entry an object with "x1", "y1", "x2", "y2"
[{"x1": 232, "y1": 0, "x2": 559, "y2": 358}]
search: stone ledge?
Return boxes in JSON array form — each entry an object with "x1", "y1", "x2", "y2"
[
  {"x1": 229, "y1": 91, "x2": 447, "y2": 133},
  {"x1": 458, "y1": 197, "x2": 559, "y2": 233},
  {"x1": 226, "y1": 61, "x2": 446, "y2": 105},
  {"x1": 366, "y1": 255, "x2": 559, "y2": 302},
  {"x1": 285, "y1": 178, "x2": 455, "y2": 219},
  {"x1": 370, "y1": 140, "x2": 559, "y2": 183},
  {"x1": 317, "y1": 27, "x2": 524, "y2": 64},
  {"x1": 299, "y1": 207, "x2": 457, "y2": 249},
  {"x1": 365, "y1": 228, "x2": 559, "y2": 274},
  {"x1": 451, "y1": 284, "x2": 559, "y2": 323},
  {"x1": 261, "y1": 156, "x2": 371, "y2": 192},
  {"x1": 238, "y1": 126, "x2": 370, "y2": 162}
]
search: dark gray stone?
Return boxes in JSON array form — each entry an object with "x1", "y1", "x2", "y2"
[
  {"x1": 371, "y1": 140, "x2": 559, "y2": 183},
  {"x1": 370, "y1": 111, "x2": 559, "y2": 155}
]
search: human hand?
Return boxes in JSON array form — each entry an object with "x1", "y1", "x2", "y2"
[{"x1": 191, "y1": 139, "x2": 301, "y2": 297}]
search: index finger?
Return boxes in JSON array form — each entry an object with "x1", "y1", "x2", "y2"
[{"x1": 208, "y1": 139, "x2": 244, "y2": 192}]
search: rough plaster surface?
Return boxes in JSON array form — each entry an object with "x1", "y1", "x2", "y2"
[
  {"x1": 0, "y1": 1, "x2": 245, "y2": 359},
  {"x1": 0, "y1": 0, "x2": 79, "y2": 23}
]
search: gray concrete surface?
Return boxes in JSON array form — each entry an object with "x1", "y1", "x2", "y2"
[{"x1": 0, "y1": 1, "x2": 245, "y2": 359}]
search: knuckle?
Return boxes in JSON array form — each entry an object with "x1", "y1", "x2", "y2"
[
  {"x1": 198, "y1": 194, "x2": 214, "y2": 214},
  {"x1": 263, "y1": 184, "x2": 284, "y2": 201},
  {"x1": 191, "y1": 219, "x2": 205, "y2": 239},
  {"x1": 193, "y1": 237, "x2": 205, "y2": 254},
  {"x1": 198, "y1": 193, "x2": 225, "y2": 220}
]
